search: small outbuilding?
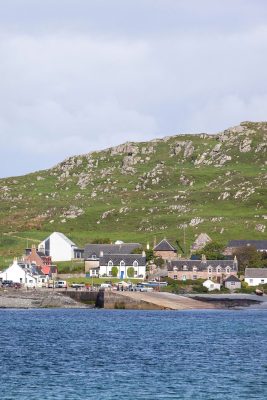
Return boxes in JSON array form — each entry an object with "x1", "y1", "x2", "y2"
[
  {"x1": 203, "y1": 279, "x2": 221, "y2": 291},
  {"x1": 224, "y1": 275, "x2": 241, "y2": 290}
]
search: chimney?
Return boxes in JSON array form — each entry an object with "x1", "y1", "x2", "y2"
[
  {"x1": 99, "y1": 251, "x2": 104, "y2": 257},
  {"x1": 201, "y1": 254, "x2": 206, "y2": 262},
  {"x1": 142, "y1": 250, "x2": 146, "y2": 258}
]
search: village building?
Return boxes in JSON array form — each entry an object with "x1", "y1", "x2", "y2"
[
  {"x1": 38, "y1": 232, "x2": 78, "y2": 261},
  {"x1": 244, "y1": 268, "x2": 267, "y2": 286},
  {"x1": 203, "y1": 279, "x2": 221, "y2": 291},
  {"x1": 84, "y1": 242, "x2": 141, "y2": 272},
  {"x1": 153, "y1": 239, "x2": 177, "y2": 260},
  {"x1": 224, "y1": 275, "x2": 241, "y2": 290},
  {"x1": 23, "y1": 244, "x2": 57, "y2": 276},
  {"x1": 0, "y1": 259, "x2": 48, "y2": 288},
  {"x1": 87, "y1": 253, "x2": 146, "y2": 280},
  {"x1": 167, "y1": 255, "x2": 238, "y2": 282},
  {"x1": 224, "y1": 240, "x2": 267, "y2": 255}
]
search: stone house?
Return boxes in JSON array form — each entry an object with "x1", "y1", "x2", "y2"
[
  {"x1": 168, "y1": 255, "x2": 238, "y2": 282},
  {"x1": 224, "y1": 275, "x2": 241, "y2": 290},
  {"x1": 153, "y1": 239, "x2": 177, "y2": 260},
  {"x1": 245, "y1": 268, "x2": 267, "y2": 286}
]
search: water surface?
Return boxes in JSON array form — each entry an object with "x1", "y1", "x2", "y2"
[{"x1": 0, "y1": 309, "x2": 266, "y2": 399}]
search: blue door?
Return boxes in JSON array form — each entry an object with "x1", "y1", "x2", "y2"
[{"x1": 120, "y1": 271, "x2": 124, "y2": 279}]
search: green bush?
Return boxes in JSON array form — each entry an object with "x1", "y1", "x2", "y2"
[
  {"x1": 127, "y1": 267, "x2": 134, "y2": 278},
  {"x1": 111, "y1": 266, "x2": 118, "y2": 277}
]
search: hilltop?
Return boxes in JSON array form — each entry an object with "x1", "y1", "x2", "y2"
[{"x1": 0, "y1": 121, "x2": 266, "y2": 264}]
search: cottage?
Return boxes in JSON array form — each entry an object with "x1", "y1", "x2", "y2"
[
  {"x1": 244, "y1": 268, "x2": 267, "y2": 286},
  {"x1": 203, "y1": 279, "x2": 221, "y2": 291},
  {"x1": 84, "y1": 242, "x2": 141, "y2": 272},
  {"x1": 153, "y1": 239, "x2": 177, "y2": 260},
  {"x1": 224, "y1": 240, "x2": 267, "y2": 255},
  {"x1": 93, "y1": 253, "x2": 146, "y2": 280},
  {"x1": 23, "y1": 244, "x2": 57, "y2": 276},
  {"x1": 168, "y1": 255, "x2": 238, "y2": 282},
  {"x1": 38, "y1": 232, "x2": 78, "y2": 262},
  {"x1": 0, "y1": 259, "x2": 48, "y2": 288},
  {"x1": 224, "y1": 275, "x2": 241, "y2": 290}
]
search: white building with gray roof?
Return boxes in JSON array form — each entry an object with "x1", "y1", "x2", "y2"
[{"x1": 245, "y1": 268, "x2": 267, "y2": 286}]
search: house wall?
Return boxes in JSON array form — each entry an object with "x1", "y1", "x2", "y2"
[
  {"x1": 245, "y1": 277, "x2": 267, "y2": 286},
  {"x1": 225, "y1": 281, "x2": 241, "y2": 290},
  {"x1": 85, "y1": 260, "x2": 99, "y2": 273},
  {"x1": 39, "y1": 233, "x2": 75, "y2": 261},
  {"x1": 168, "y1": 270, "x2": 236, "y2": 281},
  {"x1": 99, "y1": 265, "x2": 146, "y2": 280},
  {"x1": 0, "y1": 263, "x2": 37, "y2": 287}
]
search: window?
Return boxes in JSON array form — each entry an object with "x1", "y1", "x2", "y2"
[
  {"x1": 133, "y1": 260, "x2": 138, "y2": 267},
  {"x1": 92, "y1": 254, "x2": 97, "y2": 259},
  {"x1": 261, "y1": 279, "x2": 265, "y2": 284},
  {"x1": 226, "y1": 268, "x2": 230, "y2": 274},
  {"x1": 249, "y1": 279, "x2": 253, "y2": 283},
  {"x1": 134, "y1": 270, "x2": 137, "y2": 276},
  {"x1": 182, "y1": 275, "x2": 186, "y2": 281},
  {"x1": 108, "y1": 260, "x2": 113, "y2": 267},
  {"x1": 192, "y1": 275, "x2": 197, "y2": 280},
  {"x1": 208, "y1": 267, "x2": 212, "y2": 274},
  {"x1": 120, "y1": 260, "x2": 125, "y2": 267},
  {"x1": 183, "y1": 265, "x2": 188, "y2": 271},
  {"x1": 217, "y1": 268, "x2": 221, "y2": 274},
  {"x1": 108, "y1": 271, "x2": 112, "y2": 276},
  {"x1": 193, "y1": 267, "x2": 198, "y2": 272},
  {"x1": 173, "y1": 266, "x2": 178, "y2": 271},
  {"x1": 174, "y1": 275, "x2": 178, "y2": 280}
]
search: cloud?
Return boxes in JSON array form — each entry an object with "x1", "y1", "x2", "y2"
[{"x1": 0, "y1": 1, "x2": 267, "y2": 177}]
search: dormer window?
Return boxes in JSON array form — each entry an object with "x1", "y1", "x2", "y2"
[
  {"x1": 226, "y1": 267, "x2": 230, "y2": 274},
  {"x1": 208, "y1": 267, "x2": 212, "y2": 274},
  {"x1": 193, "y1": 266, "x2": 198, "y2": 272},
  {"x1": 108, "y1": 260, "x2": 113, "y2": 267},
  {"x1": 173, "y1": 266, "x2": 178, "y2": 271},
  {"x1": 133, "y1": 260, "x2": 138, "y2": 267},
  {"x1": 183, "y1": 265, "x2": 188, "y2": 271},
  {"x1": 92, "y1": 254, "x2": 97, "y2": 259},
  {"x1": 120, "y1": 260, "x2": 125, "y2": 267},
  {"x1": 217, "y1": 267, "x2": 221, "y2": 274}
]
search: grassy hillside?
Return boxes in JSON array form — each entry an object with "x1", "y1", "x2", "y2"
[{"x1": 0, "y1": 121, "x2": 266, "y2": 266}]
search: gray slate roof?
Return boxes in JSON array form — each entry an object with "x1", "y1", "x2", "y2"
[
  {"x1": 99, "y1": 254, "x2": 146, "y2": 267},
  {"x1": 227, "y1": 240, "x2": 267, "y2": 250},
  {"x1": 84, "y1": 243, "x2": 141, "y2": 259},
  {"x1": 245, "y1": 268, "x2": 267, "y2": 278},
  {"x1": 168, "y1": 259, "x2": 237, "y2": 272},
  {"x1": 224, "y1": 275, "x2": 241, "y2": 283},
  {"x1": 154, "y1": 239, "x2": 177, "y2": 252}
]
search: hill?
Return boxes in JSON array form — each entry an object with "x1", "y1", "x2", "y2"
[{"x1": 0, "y1": 121, "x2": 266, "y2": 265}]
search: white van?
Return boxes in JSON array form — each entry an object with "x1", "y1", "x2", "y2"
[{"x1": 55, "y1": 280, "x2": 67, "y2": 288}]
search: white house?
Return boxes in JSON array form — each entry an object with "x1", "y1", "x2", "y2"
[
  {"x1": 0, "y1": 259, "x2": 40, "y2": 288},
  {"x1": 203, "y1": 279, "x2": 221, "y2": 291},
  {"x1": 38, "y1": 232, "x2": 77, "y2": 262},
  {"x1": 245, "y1": 268, "x2": 267, "y2": 286},
  {"x1": 95, "y1": 253, "x2": 146, "y2": 280}
]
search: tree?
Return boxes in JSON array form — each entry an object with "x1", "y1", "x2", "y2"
[
  {"x1": 233, "y1": 246, "x2": 262, "y2": 274},
  {"x1": 111, "y1": 266, "x2": 118, "y2": 277},
  {"x1": 127, "y1": 267, "x2": 134, "y2": 278},
  {"x1": 195, "y1": 242, "x2": 225, "y2": 260},
  {"x1": 131, "y1": 247, "x2": 154, "y2": 263},
  {"x1": 154, "y1": 256, "x2": 165, "y2": 269}
]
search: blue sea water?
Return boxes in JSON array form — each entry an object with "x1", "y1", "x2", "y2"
[{"x1": 0, "y1": 309, "x2": 266, "y2": 400}]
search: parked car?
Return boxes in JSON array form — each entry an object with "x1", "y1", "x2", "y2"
[
  {"x1": 1, "y1": 280, "x2": 14, "y2": 287},
  {"x1": 55, "y1": 280, "x2": 67, "y2": 289}
]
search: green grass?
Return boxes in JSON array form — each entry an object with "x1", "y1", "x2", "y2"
[{"x1": 0, "y1": 121, "x2": 266, "y2": 260}]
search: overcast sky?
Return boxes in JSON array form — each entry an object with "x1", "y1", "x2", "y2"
[{"x1": 1, "y1": 0, "x2": 267, "y2": 178}]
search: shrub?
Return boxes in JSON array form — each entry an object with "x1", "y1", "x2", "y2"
[
  {"x1": 127, "y1": 267, "x2": 134, "y2": 278},
  {"x1": 111, "y1": 266, "x2": 118, "y2": 277}
]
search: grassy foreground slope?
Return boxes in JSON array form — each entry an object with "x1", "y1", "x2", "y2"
[{"x1": 0, "y1": 121, "x2": 266, "y2": 265}]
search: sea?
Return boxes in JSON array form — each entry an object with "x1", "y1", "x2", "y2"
[{"x1": 0, "y1": 309, "x2": 266, "y2": 400}]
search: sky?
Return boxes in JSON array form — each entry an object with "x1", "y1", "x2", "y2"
[{"x1": 1, "y1": 0, "x2": 267, "y2": 178}]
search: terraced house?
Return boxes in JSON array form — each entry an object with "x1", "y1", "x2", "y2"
[{"x1": 167, "y1": 255, "x2": 238, "y2": 283}]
